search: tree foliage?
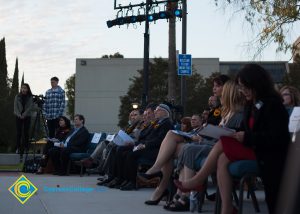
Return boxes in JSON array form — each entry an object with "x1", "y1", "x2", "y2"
[
  {"x1": 65, "y1": 74, "x2": 75, "y2": 120},
  {"x1": 118, "y1": 57, "x2": 216, "y2": 128},
  {"x1": 101, "y1": 52, "x2": 124, "y2": 58},
  {"x1": 215, "y1": 0, "x2": 300, "y2": 55},
  {"x1": 0, "y1": 38, "x2": 10, "y2": 152}
]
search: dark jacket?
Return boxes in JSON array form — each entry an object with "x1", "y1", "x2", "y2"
[
  {"x1": 242, "y1": 96, "x2": 290, "y2": 160},
  {"x1": 140, "y1": 118, "x2": 173, "y2": 150},
  {"x1": 14, "y1": 94, "x2": 33, "y2": 118},
  {"x1": 66, "y1": 126, "x2": 90, "y2": 152}
]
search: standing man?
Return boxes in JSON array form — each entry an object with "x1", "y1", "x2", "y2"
[{"x1": 44, "y1": 77, "x2": 65, "y2": 138}]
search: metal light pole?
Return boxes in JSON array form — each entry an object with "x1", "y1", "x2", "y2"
[
  {"x1": 109, "y1": 0, "x2": 183, "y2": 109},
  {"x1": 180, "y1": 0, "x2": 187, "y2": 114},
  {"x1": 142, "y1": 0, "x2": 151, "y2": 108}
]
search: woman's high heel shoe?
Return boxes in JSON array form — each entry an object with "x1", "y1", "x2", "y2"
[
  {"x1": 174, "y1": 179, "x2": 205, "y2": 193},
  {"x1": 138, "y1": 171, "x2": 163, "y2": 182},
  {"x1": 144, "y1": 189, "x2": 169, "y2": 205}
]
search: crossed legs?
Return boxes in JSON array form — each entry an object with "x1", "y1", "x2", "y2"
[{"x1": 146, "y1": 131, "x2": 184, "y2": 174}]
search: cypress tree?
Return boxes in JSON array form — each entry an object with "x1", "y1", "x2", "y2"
[
  {"x1": 6, "y1": 58, "x2": 20, "y2": 151},
  {"x1": 0, "y1": 37, "x2": 10, "y2": 152},
  {"x1": 21, "y1": 72, "x2": 24, "y2": 86},
  {"x1": 10, "y1": 58, "x2": 19, "y2": 97}
]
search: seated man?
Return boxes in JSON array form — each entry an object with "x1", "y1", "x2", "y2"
[
  {"x1": 98, "y1": 104, "x2": 157, "y2": 186},
  {"x1": 118, "y1": 103, "x2": 174, "y2": 190},
  {"x1": 78, "y1": 109, "x2": 143, "y2": 169},
  {"x1": 49, "y1": 114, "x2": 90, "y2": 176}
]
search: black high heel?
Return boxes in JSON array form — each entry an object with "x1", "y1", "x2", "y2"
[
  {"x1": 138, "y1": 171, "x2": 163, "y2": 182},
  {"x1": 144, "y1": 189, "x2": 169, "y2": 205}
]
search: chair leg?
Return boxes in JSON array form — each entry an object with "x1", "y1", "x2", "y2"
[
  {"x1": 197, "y1": 190, "x2": 206, "y2": 212},
  {"x1": 214, "y1": 187, "x2": 222, "y2": 214},
  {"x1": 80, "y1": 164, "x2": 83, "y2": 177},
  {"x1": 67, "y1": 160, "x2": 71, "y2": 175},
  {"x1": 248, "y1": 183, "x2": 260, "y2": 212},
  {"x1": 232, "y1": 187, "x2": 239, "y2": 207},
  {"x1": 238, "y1": 176, "x2": 246, "y2": 214}
]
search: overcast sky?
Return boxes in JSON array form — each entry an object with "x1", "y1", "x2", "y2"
[{"x1": 1, "y1": 0, "x2": 299, "y2": 95}]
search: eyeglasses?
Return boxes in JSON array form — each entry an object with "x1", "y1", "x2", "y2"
[{"x1": 281, "y1": 93, "x2": 291, "y2": 97}]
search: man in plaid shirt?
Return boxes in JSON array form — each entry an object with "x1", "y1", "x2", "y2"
[{"x1": 43, "y1": 77, "x2": 65, "y2": 138}]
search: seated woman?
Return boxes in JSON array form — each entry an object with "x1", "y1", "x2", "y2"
[
  {"x1": 49, "y1": 114, "x2": 90, "y2": 176},
  {"x1": 180, "y1": 116, "x2": 193, "y2": 133},
  {"x1": 167, "y1": 80, "x2": 245, "y2": 211},
  {"x1": 140, "y1": 75, "x2": 229, "y2": 205},
  {"x1": 279, "y1": 85, "x2": 300, "y2": 115},
  {"x1": 176, "y1": 64, "x2": 290, "y2": 214},
  {"x1": 37, "y1": 116, "x2": 71, "y2": 174}
]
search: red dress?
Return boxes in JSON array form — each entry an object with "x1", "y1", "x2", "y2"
[{"x1": 220, "y1": 116, "x2": 256, "y2": 162}]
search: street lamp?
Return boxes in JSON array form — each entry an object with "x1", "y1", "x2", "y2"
[{"x1": 132, "y1": 103, "x2": 139, "y2": 109}]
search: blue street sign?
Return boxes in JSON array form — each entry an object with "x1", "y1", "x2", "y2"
[{"x1": 178, "y1": 54, "x2": 192, "y2": 76}]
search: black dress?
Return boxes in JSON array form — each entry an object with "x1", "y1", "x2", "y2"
[{"x1": 242, "y1": 96, "x2": 290, "y2": 214}]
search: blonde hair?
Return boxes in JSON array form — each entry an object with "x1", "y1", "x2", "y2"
[{"x1": 221, "y1": 80, "x2": 245, "y2": 118}]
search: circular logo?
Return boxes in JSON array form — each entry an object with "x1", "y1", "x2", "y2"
[{"x1": 14, "y1": 180, "x2": 31, "y2": 198}]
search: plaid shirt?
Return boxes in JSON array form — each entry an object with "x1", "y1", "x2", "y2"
[{"x1": 43, "y1": 86, "x2": 65, "y2": 120}]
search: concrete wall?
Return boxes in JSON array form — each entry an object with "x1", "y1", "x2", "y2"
[
  {"x1": 75, "y1": 58, "x2": 143, "y2": 133},
  {"x1": 75, "y1": 58, "x2": 219, "y2": 133}
]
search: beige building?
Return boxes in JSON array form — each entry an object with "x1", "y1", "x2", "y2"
[
  {"x1": 75, "y1": 58, "x2": 288, "y2": 133},
  {"x1": 75, "y1": 58, "x2": 219, "y2": 133}
]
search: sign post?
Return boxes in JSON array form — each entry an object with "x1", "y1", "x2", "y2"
[{"x1": 178, "y1": 54, "x2": 192, "y2": 76}]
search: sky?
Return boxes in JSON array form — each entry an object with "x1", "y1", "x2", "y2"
[{"x1": 1, "y1": 0, "x2": 299, "y2": 95}]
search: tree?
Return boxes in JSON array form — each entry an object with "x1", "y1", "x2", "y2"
[
  {"x1": 215, "y1": 0, "x2": 300, "y2": 55},
  {"x1": 0, "y1": 38, "x2": 9, "y2": 102},
  {"x1": 118, "y1": 57, "x2": 213, "y2": 128},
  {"x1": 10, "y1": 58, "x2": 19, "y2": 98},
  {"x1": 21, "y1": 72, "x2": 24, "y2": 86},
  {"x1": 6, "y1": 58, "x2": 19, "y2": 152},
  {"x1": 65, "y1": 74, "x2": 75, "y2": 120},
  {"x1": 101, "y1": 52, "x2": 124, "y2": 58},
  {"x1": 0, "y1": 37, "x2": 10, "y2": 152}
]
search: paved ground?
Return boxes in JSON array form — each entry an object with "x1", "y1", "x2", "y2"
[{"x1": 0, "y1": 172, "x2": 268, "y2": 214}]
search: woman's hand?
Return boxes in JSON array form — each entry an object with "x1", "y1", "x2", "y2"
[
  {"x1": 232, "y1": 131, "x2": 245, "y2": 143},
  {"x1": 191, "y1": 135, "x2": 202, "y2": 143}
]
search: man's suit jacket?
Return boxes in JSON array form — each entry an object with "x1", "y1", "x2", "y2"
[
  {"x1": 140, "y1": 118, "x2": 173, "y2": 150},
  {"x1": 66, "y1": 126, "x2": 90, "y2": 152}
]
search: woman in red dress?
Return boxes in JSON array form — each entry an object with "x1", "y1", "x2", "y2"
[{"x1": 176, "y1": 64, "x2": 290, "y2": 214}]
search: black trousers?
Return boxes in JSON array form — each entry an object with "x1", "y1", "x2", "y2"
[
  {"x1": 105, "y1": 144, "x2": 117, "y2": 177},
  {"x1": 123, "y1": 148, "x2": 157, "y2": 183},
  {"x1": 114, "y1": 146, "x2": 134, "y2": 180},
  {"x1": 16, "y1": 116, "x2": 31, "y2": 154},
  {"x1": 40, "y1": 140, "x2": 54, "y2": 167},
  {"x1": 49, "y1": 147, "x2": 80, "y2": 173},
  {"x1": 47, "y1": 118, "x2": 59, "y2": 138}
]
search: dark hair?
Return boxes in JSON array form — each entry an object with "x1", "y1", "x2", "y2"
[
  {"x1": 136, "y1": 108, "x2": 144, "y2": 115},
  {"x1": 59, "y1": 116, "x2": 71, "y2": 129},
  {"x1": 51, "y1": 76, "x2": 59, "y2": 82},
  {"x1": 74, "y1": 114, "x2": 85, "y2": 124},
  {"x1": 145, "y1": 103, "x2": 157, "y2": 111},
  {"x1": 20, "y1": 83, "x2": 33, "y2": 96},
  {"x1": 213, "y1": 74, "x2": 230, "y2": 86},
  {"x1": 236, "y1": 64, "x2": 279, "y2": 101},
  {"x1": 181, "y1": 117, "x2": 192, "y2": 132}
]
